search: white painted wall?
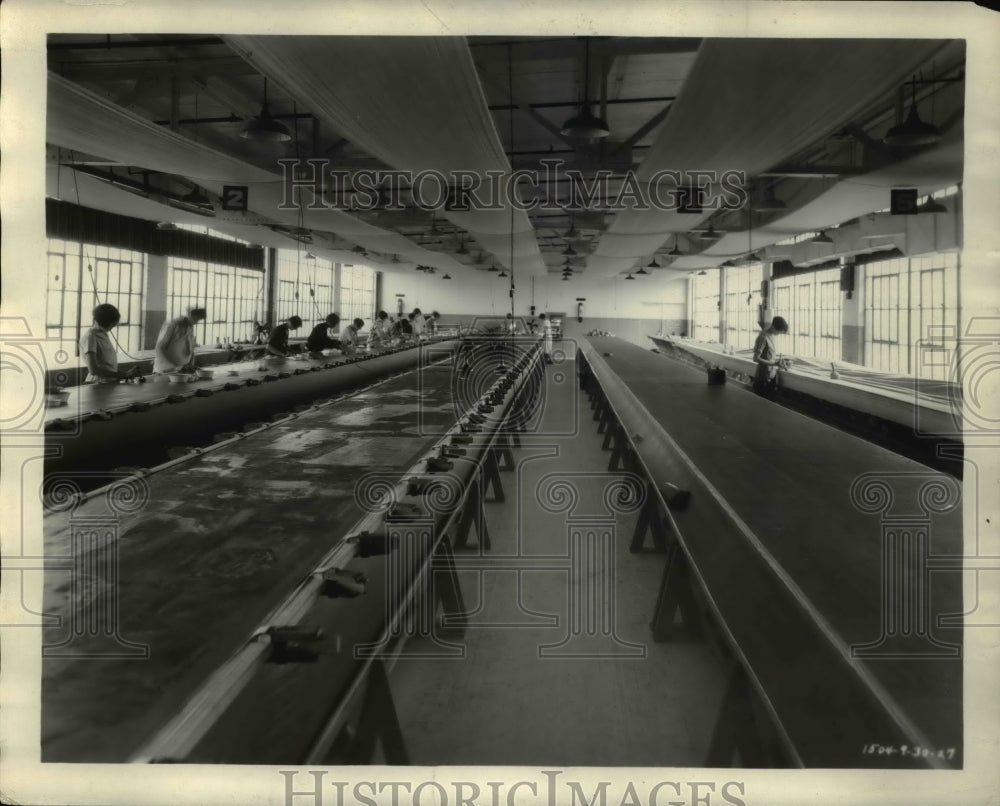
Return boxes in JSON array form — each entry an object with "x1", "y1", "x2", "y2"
[{"x1": 380, "y1": 267, "x2": 689, "y2": 320}]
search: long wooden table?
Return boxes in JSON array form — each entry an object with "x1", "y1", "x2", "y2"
[
  {"x1": 45, "y1": 340, "x2": 459, "y2": 487},
  {"x1": 649, "y1": 334, "x2": 959, "y2": 436},
  {"x1": 584, "y1": 337, "x2": 963, "y2": 768},
  {"x1": 41, "y1": 355, "x2": 465, "y2": 762},
  {"x1": 42, "y1": 338, "x2": 542, "y2": 763}
]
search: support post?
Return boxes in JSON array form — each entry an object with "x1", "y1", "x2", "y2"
[{"x1": 651, "y1": 542, "x2": 703, "y2": 641}]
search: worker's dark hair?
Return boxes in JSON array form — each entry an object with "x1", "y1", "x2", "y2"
[
  {"x1": 413, "y1": 307, "x2": 422, "y2": 315},
  {"x1": 408, "y1": 312, "x2": 416, "y2": 320},
  {"x1": 326, "y1": 313, "x2": 341, "y2": 326},
  {"x1": 92, "y1": 303, "x2": 121, "y2": 329},
  {"x1": 353, "y1": 318, "x2": 365, "y2": 329},
  {"x1": 539, "y1": 313, "x2": 546, "y2": 319},
  {"x1": 189, "y1": 307, "x2": 207, "y2": 320},
  {"x1": 771, "y1": 316, "x2": 789, "y2": 334},
  {"x1": 289, "y1": 315, "x2": 303, "y2": 328},
  {"x1": 432, "y1": 310, "x2": 440, "y2": 318},
  {"x1": 377, "y1": 310, "x2": 388, "y2": 319}
]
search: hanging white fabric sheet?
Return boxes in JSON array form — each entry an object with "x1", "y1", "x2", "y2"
[
  {"x1": 46, "y1": 73, "x2": 466, "y2": 273},
  {"x1": 45, "y1": 163, "x2": 382, "y2": 264},
  {"x1": 226, "y1": 35, "x2": 546, "y2": 276},
  {"x1": 588, "y1": 38, "x2": 953, "y2": 277},
  {"x1": 665, "y1": 122, "x2": 963, "y2": 271}
]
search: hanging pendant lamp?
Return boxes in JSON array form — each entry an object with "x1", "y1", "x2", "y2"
[
  {"x1": 561, "y1": 39, "x2": 610, "y2": 139},
  {"x1": 883, "y1": 78, "x2": 942, "y2": 147},
  {"x1": 241, "y1": 77, "x2": 292, "y2": 143}
]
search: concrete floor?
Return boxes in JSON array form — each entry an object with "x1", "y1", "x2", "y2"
[{"x1": 390, "y1": 348, "x2": 727, "y2": 766}]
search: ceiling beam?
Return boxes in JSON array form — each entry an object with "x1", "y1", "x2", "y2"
[
  {"x1": 48, "y1": 36, "x2": 227, "y2": 51},
  {"x1": 487, "y1": 95, "x2": 676, "y2": 111},
  {"x1": 468, "y1": 37, "x2": 702, "y2": 61},
  {"x1": 190, "y1": 74, "x2": 260, "y2": 120},
  {"x1": 608, "y1": 102, "x2": 673, "y2": 157},
  {"x1": 477, "y1": 69, "x2": 576, "y2": 146},
  {"x1": 53, "y1": 56, "x2": 256, "y2": 80}
]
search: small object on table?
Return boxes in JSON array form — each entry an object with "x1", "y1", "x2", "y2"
[{"x1": 46, "y1": 388, "x2": 71, "y2": 407}]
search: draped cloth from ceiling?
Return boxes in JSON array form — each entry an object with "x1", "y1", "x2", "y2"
[
  {"x1": 46, "y1": 73, "x2": 464, "y2": 271},
  {"x1": 589, "y1": 38, "x2": 952, "y2": 277},
  {"x1": 226, "y1": 35, "x2": 546, "y2": 275}
]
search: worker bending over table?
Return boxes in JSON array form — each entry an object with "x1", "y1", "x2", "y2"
[
  {"x1": 306, "y1": 313, "x2": 342, "y2": 357},
  {"x1": 79, "y1": 303, "x2": 141, "y2": 383},
  {"x1": 339, "y1": 318, "x2": 366, "y2": 356},
  {"x1": 267, "y1": 315, "x2": 304, "y2": 357},
  {"x1": 368, "y1": 310, "x2": 391, "y2": 348},
  {"x1": 752, "y1": 315, "x2": 791, "y2": 398},
  {"x1": 153, "y1": 306, "x2": 207, "y2": 375}
]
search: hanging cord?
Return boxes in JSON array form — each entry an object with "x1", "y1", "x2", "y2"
[
  {"x1": 291, "y1": 103, "x2": 305, "y2": 321},
  {"x1": 81, "y1": 255, "x2": 144, "y2": 362},
  {"x1": 508, "y1": 44, "x2": 516, "y2": 324}
]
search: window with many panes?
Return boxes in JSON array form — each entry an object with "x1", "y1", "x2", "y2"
[
  {"x1": 723, "y1": 264, "x2": 763, "y2": 350},
  {"x1": 274, "y1": 249, "x2": 337, "y2": 328},
  {"x1": 862, "y1": 251, "x2": 959, "y2": 380},
  {"x1": 772, "y1": 267, "x2": 842, "y2": 360},
  {"x1": 167, "y1": 257, "x2": 267, "y2": 346},
  {"x1": 692, "y1": 269, "x2": 720, "y2": 342},
  {"x1": 339, "y1": 264, "x2": 377, "y2": 324},
  {"x1": 46, "y1": 238, "x2": 145, "y2": 356}
]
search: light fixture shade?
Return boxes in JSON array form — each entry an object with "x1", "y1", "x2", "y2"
[
  {"x1": 883, "y1": 104, "x2": 942, "y2": 147},
  {"x1": 625, "y1": 273, "x2": 635, "y2": 280},
  {"x1": 668, "y1": 242, "x2": 684, "y2": 256},
  {"x1": 391, "y1": 254, "x2": 400, "y2": 263},
  {"x1": 560, "y1": 104, "x2": 610, "y2": 139},
  {"x1": 562, "y1": 275, "x2": 571, "y2": 281},
  {"x1": 456, "y1": 240, "x2": 469, "y2": 255},
  {"x1": 561, "y1": 243, "x2": 578, "y2": 256},
  {"x1": 698, "y1": 224, "x2": 723, "y2": 241},
  {"x1": 720, "y1": 260, "x2": 736, "y2": 268},
  {"x1": 646, "y1": 256, "x2": 658, "y2": 269},
  {"x1": 488, "y1": 263, "x2": 499, "y2": 272},
  {"x1": 812, "y1": 230, "x2": 834, "y2": 244},
  {"x1": 181, "y1": 186, "x2": 213, "y2": 207},
  {"x1": 636, "y1": 266, "x2": 648, "y2": 275},
  {"x1": 442, "y1": 273, "x2": 452, "y2": 280},
  {"x1": 240, "y1": 105, "x2": 292, "y2": 143}
]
